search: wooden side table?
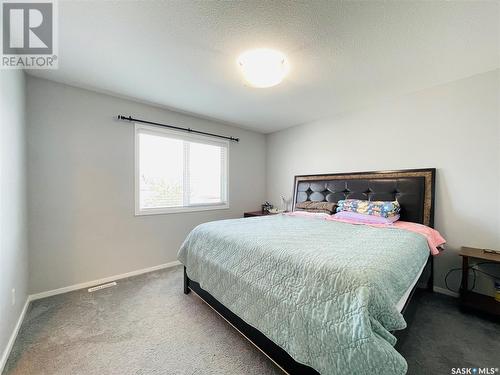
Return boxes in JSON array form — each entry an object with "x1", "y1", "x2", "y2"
[
  {"x1": 459, "y1": 246, "x2": 500, "y2": 317},
  {"x1": 243, "y1": 210, "x2": 279, "y2": 218}
]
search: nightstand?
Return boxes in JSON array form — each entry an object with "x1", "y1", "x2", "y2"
[
  {"x1": 459, "y1": 246, "x2": 500, "y2": 317},
  {"x1": 243, "y1": 210, "x2": 279, "y2": 218}
]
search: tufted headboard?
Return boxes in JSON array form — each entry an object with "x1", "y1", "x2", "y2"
[{"x1": 293, "y1": 169, "x2": 436, "y2": 227}]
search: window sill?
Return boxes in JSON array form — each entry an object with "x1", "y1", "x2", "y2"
[{"x1": 135, "y1": 203, "x2": 229, "y2": 216}]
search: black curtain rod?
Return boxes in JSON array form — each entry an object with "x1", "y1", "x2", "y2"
[{"x1": 116, "y1": 115, "x2": 239, "y2": 142}]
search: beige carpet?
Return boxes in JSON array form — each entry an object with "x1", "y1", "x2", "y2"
[{"x1": 3, "y1": 266, "x2": 282, "y2": 375}]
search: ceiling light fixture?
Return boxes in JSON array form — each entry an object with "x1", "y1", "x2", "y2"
[{"x1": 237, "y1": 48, "x2": 289, "y2": 88}]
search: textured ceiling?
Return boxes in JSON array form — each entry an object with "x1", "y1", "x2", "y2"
[{"x1": 28, "y1": 1, "x2": 499, "y2": 133}]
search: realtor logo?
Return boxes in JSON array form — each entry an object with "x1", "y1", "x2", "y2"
[{"x1": 1, "y1": 0, "x2": 58, "y2": 69}]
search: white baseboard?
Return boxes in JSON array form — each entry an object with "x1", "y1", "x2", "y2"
[
  {"x1": 29, "y1": 260, "x2": 182, "y2": 301},
  {"x1": 433, "y1": 286, "x2": 459, "y2": 298},
  {"x1": 0, "y1": 297, "x2": 31, "y2": 373}
]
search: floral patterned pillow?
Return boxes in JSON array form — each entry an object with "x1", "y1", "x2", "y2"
[{"x1": 336, "y1": 199, "x2": 400, "y2": 218}]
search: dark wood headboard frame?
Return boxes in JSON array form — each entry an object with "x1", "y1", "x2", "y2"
[{"x1": 292, "y1": 168, "x2": 436, "y2": 227}]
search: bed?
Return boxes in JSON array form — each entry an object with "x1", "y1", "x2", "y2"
[{"x1": 178, "y1": 169, "x2": 436, "y2": 375}]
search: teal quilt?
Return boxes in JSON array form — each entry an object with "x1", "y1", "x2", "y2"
[{"x1": 178, "y1": 215, "x2": 429, "y2": 375}]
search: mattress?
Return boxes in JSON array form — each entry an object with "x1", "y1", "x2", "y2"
[{"x1": 396, "y1": 260, "x2": 427, "y2": 312}]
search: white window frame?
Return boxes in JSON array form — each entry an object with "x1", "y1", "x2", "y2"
[{"x1": 135, "y1": 123, "x2": 229, "y2": 215}]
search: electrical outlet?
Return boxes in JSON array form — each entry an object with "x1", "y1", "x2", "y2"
[{"x1": 11, "y1": 288, "x2": 15, "y2": 306}]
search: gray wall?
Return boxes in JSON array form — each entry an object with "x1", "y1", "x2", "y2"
[
  {"x1": 22, "y1": 70, "x2": 500, "y2": 297},
  {"x1": 26, "y1": 76, "x2": 266, "y2": 294},
  {"x1": 0, "y1": 71, "x2": 28, "y2": 366},
  {"x1": 267, "y1": 70, "x2": 500, "y2": 295}
]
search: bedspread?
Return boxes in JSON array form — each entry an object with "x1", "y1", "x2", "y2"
[{"x1": 178, "y1": 215, "x2": 430, "y2": 375}]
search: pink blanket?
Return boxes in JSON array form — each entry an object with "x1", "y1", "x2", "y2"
[{"x1": 325, "y1": 216, "x2": 445, "y2": 255}]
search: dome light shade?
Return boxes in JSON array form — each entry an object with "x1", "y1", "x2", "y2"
[{"x1": 237, "y1": 49, "x2": 289, "y2": 88}]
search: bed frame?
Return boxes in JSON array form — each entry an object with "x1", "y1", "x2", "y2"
[{"x1": 184, "y1": 168, "x2": 436, "y2": 375}]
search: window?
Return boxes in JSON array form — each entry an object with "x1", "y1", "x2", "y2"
[{"x1": 135, "y1": 124, "x2": 229, "y2": 215}]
